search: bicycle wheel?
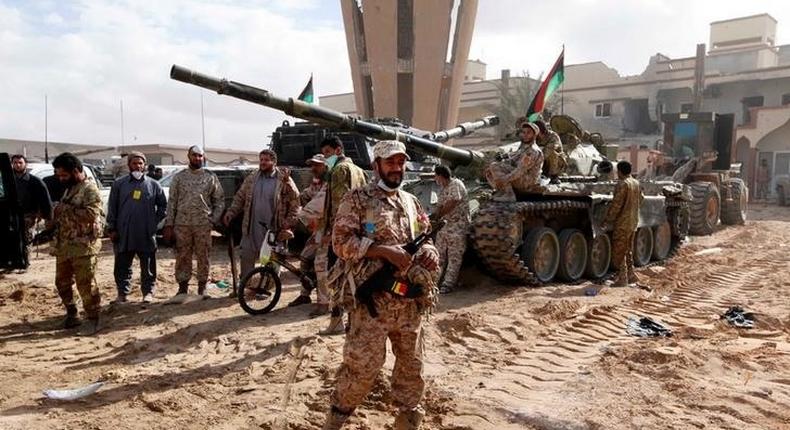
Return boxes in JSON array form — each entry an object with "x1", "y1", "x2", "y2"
[{"x1": 238, "y1": 266, "x2": 282, "y2": 315}]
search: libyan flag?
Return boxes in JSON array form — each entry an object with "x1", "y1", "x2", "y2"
[
  {"x1": 298, "y1": 74, "x2": 314, "y2": 104},
  {"x1": 527, "y1": 48, "x2": 564, "y2": 121}
]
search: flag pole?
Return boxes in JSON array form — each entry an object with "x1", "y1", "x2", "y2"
[{"x1": 561, "y1": 45, "x2": 565, "y2": 115}]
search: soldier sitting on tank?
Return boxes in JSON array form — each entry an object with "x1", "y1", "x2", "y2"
[
  {"x1": 485, "y1": 118, "x2": 544, "y2": 202},
  {"x1": 534, "y1": 120, "x2": 567, "y2": 183}
]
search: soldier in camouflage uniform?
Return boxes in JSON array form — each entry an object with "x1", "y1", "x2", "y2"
[
  {"x1": 535, "y1": 120, "x2": 567, "y2": 182},
  {"x1": 602, "y1": 161, "x2": 644, "y2": 288},
  {"x1": 289, "y1": 154, "x2": 327, "y2": 307},
  {"x1": 223, "y1": 149, "x2": 300, "y2": 281},
  {"x1": 50, "y1": 153, "x2": 104, "y2": 335},
  {"x1": 432, "y1": 165, "x2": 469, "y2": 294},
  {"x1": 314, "y1": 136, "x2": 368, "y2": 329},
  {"x1": 322, "y1": 140, "x2": 440, "y2": 430},
  {"x1": 485, "y1": 119, "x2": 544, "y2": 201},
  {"x1": 163, "y1": 146, "x2": 224, "y2": 297}
]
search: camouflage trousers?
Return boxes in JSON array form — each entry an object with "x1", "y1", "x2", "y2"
[
  {"x1": 435, "y1": 224, "x2": 467, "y2": 288},
  {"x1": 297, "y1": 233, "x2": 319, "y2": 298},
  {"x1": 331, "y1": 294, "x2": 424, "y2": 413},
  {"x1": 312, "y1": 241, "x2": 333, "y2": 305},
  {"x1": 485, "y1": 162, "x2": 541, "y2": 200},
  {"x1": 611, "y1": 228, "x2": 635, "y2": 275},
  {"x1": 55, "y1": 254, "x2": 101, "y2": 318},
  {"x1": 174, "y1": 225, "x2": 212, "y2": 284},
  {"x1": 542, "y1": 148, "x2": 567, "y2": 177}
]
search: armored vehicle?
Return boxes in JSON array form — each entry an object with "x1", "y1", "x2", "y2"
[{"x1": 170, "y1": 65, "x2": 689, "y2": 285}]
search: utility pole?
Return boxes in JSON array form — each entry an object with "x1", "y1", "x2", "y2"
[
  {"x1": 692, "y1": 43, "x2": 706, "y2": 112},
  {"x1": 44, "y1": 95, "x2": 49, "y2": 163}
]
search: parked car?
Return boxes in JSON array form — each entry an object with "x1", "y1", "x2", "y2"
[{"x1": 27, "y1": 162, "x2": 110, "y2": 218}]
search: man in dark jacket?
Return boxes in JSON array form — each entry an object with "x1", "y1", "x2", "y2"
[
  {"x1": 106, "y1": 151, "x2": 167, "y2": 303},
  {"x1": 12, "y1": 154, "x2": 52, "y2": 266}
]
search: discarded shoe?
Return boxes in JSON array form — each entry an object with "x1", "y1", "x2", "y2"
[
  {"x1": 721, "y1": 306, "x2": 755, "y2": 328},
  {"x1": 142, "y1": 293, "x2": 155, "y2": 304},
  {"x1": 626, "y1": 316, "x2": 672, "y2": 337}
]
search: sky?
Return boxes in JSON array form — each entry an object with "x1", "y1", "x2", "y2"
[{"x1": 1, "y1": 0, "x2": 790, "y2": 151}]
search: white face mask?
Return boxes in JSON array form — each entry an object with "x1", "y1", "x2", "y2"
[{"x1": 131, "y1": 171, "x2": 144, "y2": 180}]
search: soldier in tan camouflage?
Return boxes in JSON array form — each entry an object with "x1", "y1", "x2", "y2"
[
  {"x1": 163, "y1": 146, "x2": 224, "y2": 297},
  {"x1": 485, "y1": 119, "x2": 544, "y2": 201},
  {"x1": 602, "y1": 161, "x2": 644, "y2": 288},
  {"x1": 289, "y1": 154, "x2": 327, "y2": 307},
  {"x1": 535, "y1": 119, "x2": 567, "y2": 182},
  {"x1": 50, "y1": 153, "x2": 104, "y2": 335},
  {"x1": 223, "y1": 149, "x2": 301, "y2": 283},
  {"x1": 314, "y1": 136, "x2": 368, "y2": 332},
  {"x1": 322, "y1": 140, "x2": 440, "y2": 430},
  {"x1": 432, "y1": 165, "x2": 469, "y2": 294}
]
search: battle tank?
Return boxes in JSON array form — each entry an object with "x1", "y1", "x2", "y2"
[{"x1": 169, "y1": 65, "x2": 690, "y2": 285}]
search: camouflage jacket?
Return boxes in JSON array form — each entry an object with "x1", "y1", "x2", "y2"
[
  {"x1": 437, "y1": 177, "x2": 470, "y2": 226},
  {"x1": 507, "y1": 142, "x2": 544, "y2": 184},
  {"x1": 321, "y1": 157, "x2": 368, "y2": 234},
  {"x1": 537, "y1": 130, "x2": 564, "y2": 153},
  {"x1": 604, "y1": 176, "x2": 643, "y2": 232},
  {"x1": 53, "y1": 180, "x2": 104, "y2": 257},
  {"x1": 330, "y1": 182, "x2": 439, "y2": 311},
  {"x1": 300, "y1": 178, "x2": 324, "y2": 206},
  {"x1": 226, "y1": 167, "x2": 300, "y2": 236},
  {"x1": 164, "y1": 168, "x2": 224, "y2": 227}
]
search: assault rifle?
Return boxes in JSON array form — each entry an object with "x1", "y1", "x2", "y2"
[{"x1": 356, "y1": 220, "x2": 446, "y2": 318}]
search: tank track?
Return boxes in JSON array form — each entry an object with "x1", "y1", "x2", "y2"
[{"x1": 471, "y1": 200, "x2": 589, "y2": 285}]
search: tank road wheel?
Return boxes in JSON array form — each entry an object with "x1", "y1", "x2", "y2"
[
  {"x1": 632, "y1": 227, "x2": 654, "y2": 267},
  {"x1": 651, "y1": 221, "x2": 672, "y2": 261},
  {"x1": 689, "y1": 182, "x2": 720, "y2": 235},
  {"x1": 557, "y1": 229, "x2": 588, "y2": 282},
  {"x1": 521, "y1": 227, "x2": 560, "y2": 283},
  {"x1": 720, "y1": 178, "x2": 748, "y2": 225},
  {"x1": 584, "y1": 234, "x2": 611, "y2": 279}
]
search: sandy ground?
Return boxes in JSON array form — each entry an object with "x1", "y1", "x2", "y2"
[{"x1": 1, "y1": 203, "x2": 789, "y2": 430}]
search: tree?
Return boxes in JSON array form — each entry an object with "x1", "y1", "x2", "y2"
[{"x1": 483, "y1": 72, "x2": 563, "y2": 140}]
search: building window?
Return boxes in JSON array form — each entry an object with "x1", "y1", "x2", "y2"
[
  {"x1": 782, "y1": 94, "x2": 790, "y2": 105},
  {"x1": 680, "y1": 103, "x2": 693, "y2": 113},
  {"x1": 742, "y1": 95, "x2": 764, "y2": 125},
  {"x1": 594, "y1": 103, "x2": 611, "y2": 118}
]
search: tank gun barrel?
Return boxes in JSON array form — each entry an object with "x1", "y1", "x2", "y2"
[
  {"x1": 170, "y1": 65, "x2": 484, "y2": 167},
  {"x1": 430, "y1": 116, "x2": 499, "y2": 143}
]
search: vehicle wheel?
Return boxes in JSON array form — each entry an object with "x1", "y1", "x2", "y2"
[
  {"x1": 521, "y1": 227, "x2": 560, "y2": 283},
  {"x1": 238, "y1": 265, "x2": 282, "y2": 315},
  {"x1": 584, "y1": 233, "x2": 611, "y2": 279},
  {"x1": 652, "y1": 221, "x2": 672, "y2": 261},
  {"x1": 778, "y1": 186, "x2": 787, "y2": 206},
  {"x1": 689, "y1": 182, "x2": 720, "y2": 235},
  {"x1": 632, "y1": 227, "x2": 653, "y2": 267},
  {"x1": 720, "y1": 178, "x2": 748, "y2": 225},
  {"x1": 556, "y1": 229, "x2": 588, "y2": 282}
]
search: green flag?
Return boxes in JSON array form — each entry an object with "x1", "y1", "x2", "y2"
[
  {"x1": 298, "y1": 74, "x2": 314, "y2": 104},
  {"x1": 527, "y1": 48, "x2": 564, "y2": 121}
]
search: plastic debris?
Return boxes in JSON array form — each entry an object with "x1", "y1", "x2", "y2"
[
  {"x1": 626, "y1": 316, "x2": 672, "y2": 337},
  {"x1": 721, "y1": 306, "x2": 755, "y2": 328},
  {"x1": 694, "y1": 247, "x2": 722, "y2": 256},
  {"x1": 43, "y1": 381, "x2": 104, "y2": 401}
]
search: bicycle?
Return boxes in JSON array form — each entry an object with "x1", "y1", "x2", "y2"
[{"x1": 238, "y1": 227, "x2": 316, "y2": 315}]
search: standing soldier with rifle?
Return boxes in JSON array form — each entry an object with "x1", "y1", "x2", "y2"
[
  {"x1": 322, "y1": 140, "x2": 440, "y2": 430},
  {"x1": 50, "y1": 153, "x2": 105, "y2": 335}
]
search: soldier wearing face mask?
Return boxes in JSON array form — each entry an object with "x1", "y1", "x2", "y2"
[{"x1": 106, "y1": 151, "x2": 168, "y2": 304}]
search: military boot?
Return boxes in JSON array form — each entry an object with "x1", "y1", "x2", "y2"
[
  {"x1": 176, "y1": 282, "x2": 189, "y2": 296},
  {"x1": 611, "y1": 270, "x2": 628, "y2": 288},
  {"x1": 322, "y1": 406, "x2": 351, "y2": 430},
  {"x1": 77, "y1": 316, "x2": 101, "y2": 336},
  {"x1": 197, "y1": 282, "x2": 207, "y2": 297},
  {"x1": 628, "y1": 268, "x2": 641, "y2": 285},
  {"x1": 394, "y1": 407, "x2": 424, "y2": 430},
  {"x1": 63, "y1": 305, "x2": 81, "y2": 329}
]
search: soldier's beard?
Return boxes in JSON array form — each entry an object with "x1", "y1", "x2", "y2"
[
  {"x1": 189, "y1": 161, "x2": 202, "y2": 170},
  {"x1": 378, "y1": 172, "x2": 403, "y2": 191}
]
